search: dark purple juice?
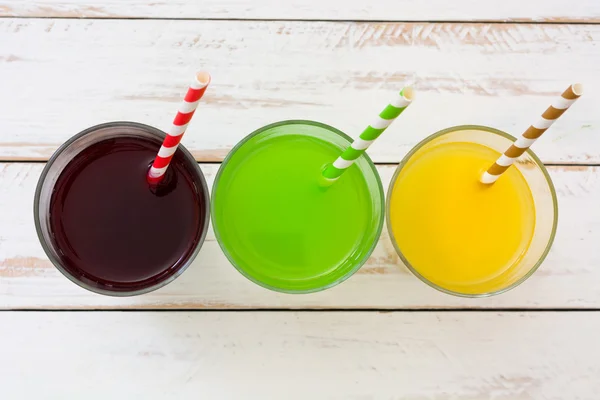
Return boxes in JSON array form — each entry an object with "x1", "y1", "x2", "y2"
[{"x1": 49, "y1": 135, "x2": 206, "y2": 293}]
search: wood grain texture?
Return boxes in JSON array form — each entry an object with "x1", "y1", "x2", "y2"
[
  {"x1": 1, "y1": 311, "x2": 599, "y2": 399},
  {"x1": 2, "y1": 163, "x2": 599, "y2": 309},
  {"x1": 1, "y1": 0, "x2": 599, "y2": 21},
  {"x1": 0, "y1": 19, "x2": 596, "y2": 163}
]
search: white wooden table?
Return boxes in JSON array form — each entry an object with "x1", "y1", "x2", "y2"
[{"x1": 1, "y1": 1, "x2": 600, "y2": 398}]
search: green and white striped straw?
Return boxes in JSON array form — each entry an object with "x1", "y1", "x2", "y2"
[{"x1": 321, "y1": 87, "x2": 414, "y2": 184}]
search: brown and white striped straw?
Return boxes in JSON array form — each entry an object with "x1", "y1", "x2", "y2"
[{"x1": 480, "y1": 83, "x2": 583, "y2": 184}]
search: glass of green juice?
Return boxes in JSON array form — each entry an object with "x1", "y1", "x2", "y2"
[{"x1": 212, "y1": 120, "x2": 385, "y2": 293}]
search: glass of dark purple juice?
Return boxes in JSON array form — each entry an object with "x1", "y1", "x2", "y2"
[{"x1": 34, "y1": 121, "x2": 210, "y2": 296}]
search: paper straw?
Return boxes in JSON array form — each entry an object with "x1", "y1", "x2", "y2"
[
  {"x1": 481, "y1": 84, "x2": 583, "y2": 184},
  {"x1": 321, "y1": 87, "x2": 414, "y2": 184},
  {"x1": 147, "y1": 71, "x2": 211, "y2": 185}
]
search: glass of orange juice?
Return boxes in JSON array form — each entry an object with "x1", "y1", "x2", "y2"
[{"x1": 387, "y1": 125, "x2": 557, "y2": 297}]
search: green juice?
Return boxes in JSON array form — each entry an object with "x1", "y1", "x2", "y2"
[{"x1": 212, "y1": 121, "x2": 384, "y2": 293}]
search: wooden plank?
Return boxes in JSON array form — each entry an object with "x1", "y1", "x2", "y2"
[
  {"x1": 1, "y1": 0, "x2": 599, "y2": 22},
  {"x1": 1, "y1": 311, "x2": 599, "y2": 398},
  {"x1": 1, "y1": 163, "x2": 599, "y2": 309},
  {"x1": 0, "y1": 19, "x2": 596, "y2": 163}
]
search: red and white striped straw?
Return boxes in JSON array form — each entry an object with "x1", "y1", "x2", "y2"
[{"x1": 147, "y1": 71, "x2": 211, "y2": 185}]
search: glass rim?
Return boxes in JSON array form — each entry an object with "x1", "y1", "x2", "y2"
[
  {"x1": 211, "y1": 119, "x2": 385, "y2": 294},
  {"x1": 33, "y1": 121, "x2": 211, "y2": 297},
  {"x1": 385, "y1": 124, "x2": 559, "y2": 298}
]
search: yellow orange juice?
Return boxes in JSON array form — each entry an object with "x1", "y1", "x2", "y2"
[{"x1": 388, "y1": 127, "x2": 547, "y2": 295}]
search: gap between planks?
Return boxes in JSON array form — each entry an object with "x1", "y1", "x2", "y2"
[
  {"x1": 2, "y1": 308, "x2": 600, "y2": 312},
  {"x1": 2, "y1": 159, "x2": 599, "y2": 167},
  {"x1": 1, "y1": 16, "x2": 600, "y2": 24}
]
